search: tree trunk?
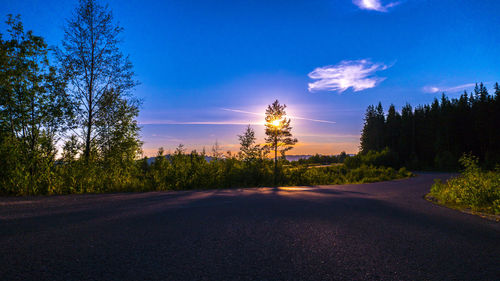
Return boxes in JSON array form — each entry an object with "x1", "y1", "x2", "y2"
[
  {"x1": 274, "y1": 138, "x2": 278, "y2": 187},
  {"x1": 85, "y1": 86, "x2": 93, "y2": 163},
  {"x1": 85, "y1": 110, "x2": 92, "y2": 162}
]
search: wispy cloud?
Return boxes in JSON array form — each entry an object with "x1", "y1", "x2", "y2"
[
  {"x1": 308, "y1": 59, "x2": 391, "y2": 93},
  {"x1": 422, "y1": 83, "x2": 478, "y2": 94},
  {"x1": 353, "y1": 0, "x2": 400, "y2": 12},
  {"x1": 139, "y1": 108, "x2": 337, "y2": 126},
  {"x1": 221, "y1": 108, "x2": 336, "y2": 124},
  {"x1": 139, "y1": 120, "x2": 263, "y2": 125}
]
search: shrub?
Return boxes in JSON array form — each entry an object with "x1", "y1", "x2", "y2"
[
  {"x1": 430, "y1": 154, "x2": 500, "y2": 214},
  {"x1": 344, "y1": 148, "x2": 399, "y2": 169}
]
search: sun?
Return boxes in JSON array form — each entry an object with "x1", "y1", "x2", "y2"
[{"x1": 271, "y1": 119, "x2": 281, "y2": 127}]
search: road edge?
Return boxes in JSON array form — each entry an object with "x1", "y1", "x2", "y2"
[{"x1": 424, "y1": 194, "x2": 500, "y2": 222}]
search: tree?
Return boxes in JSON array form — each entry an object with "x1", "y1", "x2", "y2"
[
  {"x1": 95, "y1": 88, "x2": 142, "y2": 162},
  {"x1": 360, "y1": 105, "x2": 378, "y2": 152},
  {"x1": 57, "y1": 0, "x2": 138, "y2": 162},
  {"x1": 385, "y1": 104, "x2": 401, "y2": 152},
  {"x1": 0, "y1": 15, "x2": 73, "y2": 194},
  {"x1": 238, "y1": 125, "x2": 261, "y2": 161},
  {"x1": 211, "y1": 140, "x2": 223, "y2": 159},
  {"x1": 264, "y1": 100, "x2": 297, "y2": 184}
]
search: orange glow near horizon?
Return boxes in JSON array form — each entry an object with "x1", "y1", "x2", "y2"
[{"x1": 141, "y1": 141, "x2": 359, "y2": 158}]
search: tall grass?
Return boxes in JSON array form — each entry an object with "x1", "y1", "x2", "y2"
[{"x1": 1, "y1": 150, "x2": 413, "y2": 195}]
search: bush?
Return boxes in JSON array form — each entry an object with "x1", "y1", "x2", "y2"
[
  {"x1": 344, "y1": 148, "x2": 399, "y2": 169},
  {"x1": 430, "y1": 154, "x2": 500, "y2": 214}
]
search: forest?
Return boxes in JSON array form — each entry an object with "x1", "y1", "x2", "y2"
[
  {"x1": 359, "y1": 86, "x2": 500, "y2": 214},
  {"x1": 359, "y1": 84, "x2": 500, "y2": 170}
]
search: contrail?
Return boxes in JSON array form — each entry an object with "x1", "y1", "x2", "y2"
[
  {"x1": 139, "y1": 120, "x2": 263, "y2": 125},
  {"x1": 221, "y1": 108, "x2": 336, "y2": 124}
]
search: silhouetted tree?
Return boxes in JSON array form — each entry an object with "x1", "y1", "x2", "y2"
[
  {"x1": 264, "y1": 100, "x2": 298, "y2": 184},
  {"x1": 360, "y1": 103, "x2": 385, "y2": 153},
  {"x1": 238, "y1": 125, "x2": 262, "y2": 161},
  {"x1": 385, "y1": 104, "x2": 401, "y2": 153},
  {"x1": 57, "y1": 0, "x2": 138, "y2": 162}
]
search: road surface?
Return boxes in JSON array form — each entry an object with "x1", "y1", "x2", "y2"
[{"x1": 0, "y1": 173, "x2": 498, "y2": 280}]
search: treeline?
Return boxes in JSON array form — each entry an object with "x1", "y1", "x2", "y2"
[
  {"x1": 360, "y1": 83, "x2": 500, "y2": 170},
  {"x1": 293, "y1": 152, "x2": 349, "y2": 165}
]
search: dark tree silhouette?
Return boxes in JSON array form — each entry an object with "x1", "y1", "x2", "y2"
[
  {"x1": 238, "y1": 125, "x2": 262, "y2": 161},
  {"x1": 360, "y1": 102, "x2": 385, "y2": 152},
  {"x1": 360, "y1": 83, "x2": 500, "y2": 170},
  {"x1": 264, "y1": 100, "x2": 298, "y2": 184},
  {"x1": 57, "y1": 0, "x2": 138, "y2": 162}
]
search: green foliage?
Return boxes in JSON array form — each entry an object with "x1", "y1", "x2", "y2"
[
  {"x1": 0, "y1": 6, "x2": 141, "y2": 195},
  {"x1": 0, "y1": 15, "x2": 73, "y2": 195},
  {"x1": 344, "y1": 148, "x2": 399, "y2": 169},
  {"x1": 237, "y1": 125, "x2": 265, "y2": 161},
  {"x1": 142, "y1": 149, "x2": 275, "y2": 190},
  {"x1": 430, "y1": 154, "x2": 500, "y2": 214},
  {"x1": 285, "y1": 164, "x2": 409, "y2": 186},
  {"x1": 137, "y1": 148, "x2": 411, "y2": 191},
  {"x1": 293, "y1": 151, "x2": 349, "y2": 166}
]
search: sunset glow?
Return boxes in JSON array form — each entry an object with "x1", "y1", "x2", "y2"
[
  {"x1": 4, "y1": 0, "x2": 497, "y2": 157},
  {"x1": 271, "y1": 119, "x2": 282, "y2": 127}
]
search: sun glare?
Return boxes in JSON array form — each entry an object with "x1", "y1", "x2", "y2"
[{"x1": 271, "y1": 119, "x2": 281, "y2": 127}]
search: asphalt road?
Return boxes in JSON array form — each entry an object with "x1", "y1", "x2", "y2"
[{"x1": 0, "y1": 173, "x2": 498, "y2": 280}]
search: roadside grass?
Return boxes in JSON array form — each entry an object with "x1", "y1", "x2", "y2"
[
  {"x1": 1, "y1": 156, "x2": 414, "y2": 196},
  {"x1": 285, "y1": 165, "x2": 413, "y2": 186},
  {"x1": 428, "y1": 155, "x2": 500, "y2": 216}
]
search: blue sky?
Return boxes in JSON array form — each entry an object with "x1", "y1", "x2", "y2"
[{"x1": 2, "y1": 0, "x2": 499, "y2": 156}]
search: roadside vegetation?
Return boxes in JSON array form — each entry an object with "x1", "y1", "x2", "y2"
[
  {"x1": 1, "y1": 147, "x2": 413, "y2": 195},
  {"x1": 429, "y1": 155, "x2": 500, "y2": 215},
  {"x1": 360, "y1": 89, "x2": 500, "y2": 217}
]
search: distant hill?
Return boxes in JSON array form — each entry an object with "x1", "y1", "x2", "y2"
[
  {"x1": 284, "y1": 155, "x2": 312, "y2": 162},
  {"x1": 144, "y1": 154, "x2": 355, "y2": 165}
]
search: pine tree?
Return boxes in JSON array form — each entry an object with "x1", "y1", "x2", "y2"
[
  {"x1": 360, "y1": 105, "x2": 377, "y2": 153},
  {"x1": 385, "y1": 104, "x2": 401, "y2": 152},
  {"x1": 264, "y1": 100, "x2": 297, "y2": 184},
  {"x1": 238, "y1": 125, "x2": 261, "y2": 161}
]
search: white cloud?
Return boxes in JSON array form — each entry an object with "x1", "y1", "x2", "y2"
[
  {"x1": 353, "y1": 0, "x2": 400, "y2": 12},
  {"x1": 308, "y1": 59, "x2": 390, "y2": 93},
  {"x1": 422, "y1": 83, "x2": 477, "y2": 94}
]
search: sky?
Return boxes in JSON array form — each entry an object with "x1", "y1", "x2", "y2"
[{"x1": 2, "y1": 0, "x2": 499, "y2": 156}]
